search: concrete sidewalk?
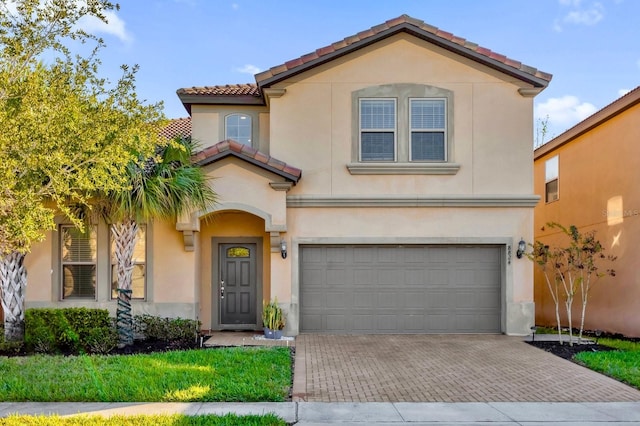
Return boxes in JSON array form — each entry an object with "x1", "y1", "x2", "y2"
[{"x1": 2, "y1": 402, "x2": 640, "y2": 424}]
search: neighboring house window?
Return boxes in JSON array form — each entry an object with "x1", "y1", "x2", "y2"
[
  {"x1": 545, "y1": 155, "x2": 559, "y2": 202},
  {"x1": 111, "y1": 225, "x2": 146, "y2": 300},
  {"x1": 61, "y1": 225, "x2": 97, "y2": 299},
  {"x1": 360, "y1": 98, "x2": 396, "y2": 161},
  {"x1": 225, "y1": 113, "x2": 252, "y2": 145},
  {"x1": 410, "y1": 98, "x2": 446, "y2": 161}
]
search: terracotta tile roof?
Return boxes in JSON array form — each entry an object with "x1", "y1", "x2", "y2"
[
  {"x1": 177, "y1": 84, "x2": 261, "y2": 97},
  {"x1": 160, "y1": 117, "x2": 191, "y2": 139},
  {"x1": 256, "y1": 14, "x2": 552, "y2": 88},
  {"x1": 193, "y1": 139, "x2": 301, "y2": 183}
]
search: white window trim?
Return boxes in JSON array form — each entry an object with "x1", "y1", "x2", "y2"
[
  {"x1": 358, "y1": 98, "x2": 397, "y2": 162},
  {"x1": 60, "y1": 224, "x2": 97, "y2": 300},
  {"x1": 224, "y1": 113, "x2": 253, "y2": 146},
  {"x1": 545, "y1": 155, "x2": 559, "y2": 203},
  {"x1": 409, "y1": 97, "x2": 447, "y2": 162},
  {"x1": 349, "y1": 84, "x2": 459, "y2": 175}
]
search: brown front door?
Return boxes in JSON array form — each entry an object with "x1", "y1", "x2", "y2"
[{"x1": 219, "y1": 243, "x2": 257, "y2": 326}]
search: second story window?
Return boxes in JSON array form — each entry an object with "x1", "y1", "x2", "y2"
[
  {"x1": 360, "y1": 99, "x2": 396, "y2": 161},
  {"x1": 225, "y1": 113, "x2": 252, "y2": 145},
  {"x1": 410, "y1": 98, "x2": 446, "y2": 161},
  {"x1": 545, "y1": 155, "x2": 559, "y2": 202}
]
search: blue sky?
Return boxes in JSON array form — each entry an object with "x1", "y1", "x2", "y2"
[{"x1": 83, "y1": 0, "x2": 639, "y2": 141}]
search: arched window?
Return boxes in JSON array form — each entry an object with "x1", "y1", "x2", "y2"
[{"x1": 225, "y1": 113, "x2": 252, "y2": 145}]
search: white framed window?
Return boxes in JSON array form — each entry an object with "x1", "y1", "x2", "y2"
[
  {"x1": 359, "y1": 98, "x2": 396, "y2": 161},
  {"x1": 110, "y1": 225, "x2": 146, "y2": 300},
  {"x1": 60, "y1": 225, "x2": 97, "y2": 299},
  {"x1": 545, "y1": 155, "x2": 559, "y2": 202},
  {"x1": 225, "y1": 113, "x2": 252, "y2": 145},
  {"x1": 410, "y1": 98, "x2": 446, "y2": 161}
]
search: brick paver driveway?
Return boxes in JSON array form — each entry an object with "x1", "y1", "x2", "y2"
[{"x1": 293, "y1": 334, "x2": 640, "y2": 402}]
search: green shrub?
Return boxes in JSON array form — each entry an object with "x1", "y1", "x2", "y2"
[
  {"x1": 134, "y1": 314, "x2": 200, "y2": 344},
  {"x1": 0, "y1": 327, "x2": 23, "y2": 354},
  {"x1": 25, "y1": 308, "x2": 116, "y2": 354}
]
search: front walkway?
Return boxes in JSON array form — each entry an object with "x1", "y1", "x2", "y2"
[{"x1": 294, "y1": 334, "x2": 640, "y2": 402}]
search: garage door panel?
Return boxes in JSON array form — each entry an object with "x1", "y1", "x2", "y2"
[
  {"x1": 427, "y1": 290, "x2": 450, "y2": 308},
  {"x1": 303, "y1": 291, "x2": 324, "y2": 308},
  {"x1": 300, "y1": 245, "x2": 501, "y2": 334},
  {"x1": 326, "y1": 314, "x2": 346, "y2": 331},
  {"x1": 378, "y1": 269, "x2": 403, "y2": 286},
  {"x1": 326, "y1": 247, "x2": 347, "y2": 263},
  {"x1": 301, "y1": 314, "x2": 323, "y2": 331},
  {"x1": 404, "y1": 269, "x2": 427, "y2": 286},
  {"x1": 327, "y1": 268, "x2": 351, "y2": 286},
  {"x1": 378, "y1": 291, "x2": 398, "y2": 308},
  {"x1": 326, "y1": 291, "x2": 349, "y2": 308},
  {"x1": 354, "y1": 268, "x2": 375, "y2": 286},
  {"x1": 429, "y1": 269, "x2": 451, "y2": 286},
  {"x1": 404, "y1": 291, "x2": 426, "y2": 308},
  {"x1": 353, "y1": 291, "x2": 375, "y2": 308},
  {"x1": 377, "y1": 315, "x2": 399, "y2": 331},
  {"x1": 302, "y1": 267, "x2": 325, "y2": 286}
]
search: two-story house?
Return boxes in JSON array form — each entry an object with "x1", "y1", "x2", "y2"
[
  {"x1": 25, "y1": 15, "x2": 551, "y2": 336},
  {"x1": 533, "y1": 87, "x2": 640, "y2": 337}
]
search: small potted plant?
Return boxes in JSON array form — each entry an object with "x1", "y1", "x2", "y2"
[{"x1": 262, "y1": 298, "x2": 285, "y2": 339}]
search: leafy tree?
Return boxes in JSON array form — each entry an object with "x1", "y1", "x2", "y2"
[
  {"x1": 104, "y1": 137, "x2": 216, "y2": 346},
  {"x1": 528, "y1": 223, "x2": 616, "y2": 345},
  {"x1": 0, "y1": 0, "x2": 164, "y2": 342}
]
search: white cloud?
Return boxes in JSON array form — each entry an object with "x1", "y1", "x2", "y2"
[
  {"x1": 555, "y1": 0, "x2": 604, "y2": 31},
  {"x1": 535, "y1": 95, "x2": 598, "y2": 133},
  {"x1": 618, "y1": 88, "x2": 631, "y2": 97},
  {"x1": 235, "y1": 64, "x2": 261, "y2": 75},
  {"x1": 78, "y1": 10, "x2": 131, "y2": 43}
]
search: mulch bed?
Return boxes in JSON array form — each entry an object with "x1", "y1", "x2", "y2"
[{"x1": 526, "y1": 340, "x2": 616, "y2": 360}]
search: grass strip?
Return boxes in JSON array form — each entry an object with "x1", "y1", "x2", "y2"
[
  {"x1": 0, "y1": 347, "x2": 291, "y2": 402},
  {"x1": 575, "y1": 349, "x2": 640, "y2": 389},
  {"x1": 597, "y1": 338, "x2": 640, "y2": 352},
  {"x1": 0, "y1": 413, "x2": 287, "y2": 425}
]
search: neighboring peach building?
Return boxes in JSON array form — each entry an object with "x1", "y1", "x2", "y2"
[
  {"x1": 533, "y1": 87, "x2": 640, "y2": 337},
  {"x1": 25, "y1": 15, "x2": 551, "y2": 335}
]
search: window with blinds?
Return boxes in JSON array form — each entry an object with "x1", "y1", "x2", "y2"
[
  {"x1": 360, "y1": 98, "x2": 396, "y2": 161},
  {"x1": 410, "y1": 98, "x2": 446, "y2": 161},
  {"x1": 61, "y1": 225, "x2": 97, "y2": 299}
]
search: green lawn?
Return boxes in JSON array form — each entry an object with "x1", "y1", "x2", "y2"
[
  {"x1": 0, "y1": 347, "x2": 291, "y2": 402},
  {"x1": 574, "y1": 338, "x2": 640, "y2": 389},
  {"x1": 0, "y1": 413, "x2": 286, "y2": 425}
]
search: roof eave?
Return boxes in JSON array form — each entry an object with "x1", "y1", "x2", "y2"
[
  {"x1": 257, "y1": 24, "x2": 550, "y2": 89},
  {"x1": 195, "y1": 150, "x2": 301, "y2": 184},
  {"x1": 534, "y1": 86, "x2": 640, "y2": 159},
  {"x1": 178, "y1": 94, "x2": 265, "y2": 106}
]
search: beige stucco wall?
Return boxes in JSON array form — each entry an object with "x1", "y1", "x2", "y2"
[
  {"x1": 533, "y1": 103, "x2": 640, "y2": 337},
  {"x1": 24, "y1": 218, "x2": 200, "y2": 321},
  {"x1": 191, "y1": 105, "x2": 269, "y2": 152},
  {"x1": 267, "y1": 34, "x2": 535, "y2": 197}
]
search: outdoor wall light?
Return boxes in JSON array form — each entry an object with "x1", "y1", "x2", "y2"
[
  {"x1": 280, "y1": 239, "x2": 287, "y2": 259},
  {"x1": 516, "y1": 238, "x2": 526, "y2": 259}
]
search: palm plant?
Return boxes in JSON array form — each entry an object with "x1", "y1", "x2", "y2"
[{"x1": 106, "y1": 137, "x2": 216, "y2": 346}]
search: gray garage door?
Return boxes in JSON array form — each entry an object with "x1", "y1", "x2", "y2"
[{"x1": 300, "y1": 245, "x2": 502, "y2": 334}]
